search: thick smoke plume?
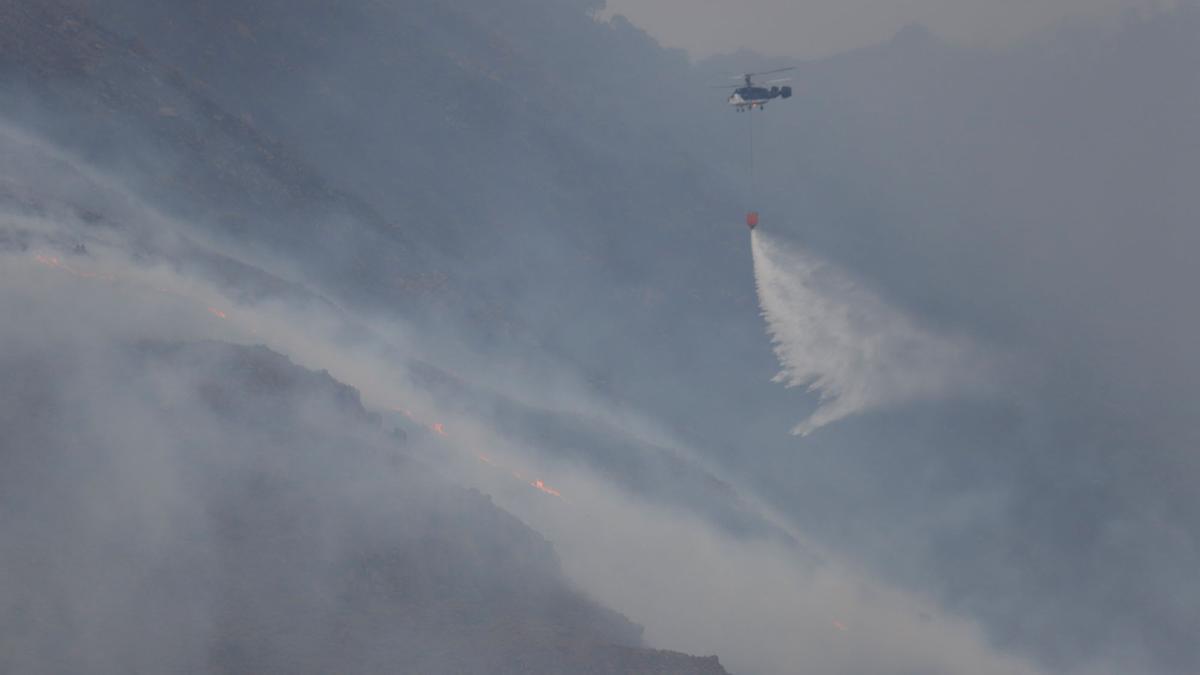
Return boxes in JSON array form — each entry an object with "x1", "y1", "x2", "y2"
[
  {"x1": 0, "y1": 124, "x2": 1047, "y2": 674},
  {"x1": 751, "y1": 229, "x2": 990, "y2": 434}
]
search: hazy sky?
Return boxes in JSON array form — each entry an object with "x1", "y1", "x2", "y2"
[{"x1": 604, "y1": 0, "x2": 1178, "y2": 57}]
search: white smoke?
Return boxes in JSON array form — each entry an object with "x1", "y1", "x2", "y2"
[
  {"x1": 751, "y1": 230, "x2": 991, "y2": 435},
  {"x1": 1, "y1": 124, "x2": 1039, "y2": 675}
]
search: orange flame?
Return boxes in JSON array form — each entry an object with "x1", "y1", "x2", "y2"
[
  {"x1": 832, "y1": 620, "x2": 849, "y2": 632},
  {"x1": 531, "y1": 480, "x2": 562, "y2": 498},
  {"x1": 207, "y1": 307, "x2": 229, "y2": 320},
  {"x1": 387, "y1": 408, "x2": 448, "y2": 437}
]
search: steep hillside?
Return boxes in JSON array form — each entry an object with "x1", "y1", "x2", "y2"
[
  {"x1": 0, "y1": 334, "x2": 728, "y2": 674},
  {"x1": 0, "y1": 101, "x2": 742, "y2": 672}
]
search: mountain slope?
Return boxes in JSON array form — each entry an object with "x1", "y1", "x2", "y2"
[{"x1": 0, "y1": 330, "x2": 728, "y2": 674}]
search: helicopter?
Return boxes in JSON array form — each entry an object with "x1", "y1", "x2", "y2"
[{"x1": 714, "y1": 67, "x2": 795, "y2": 111}]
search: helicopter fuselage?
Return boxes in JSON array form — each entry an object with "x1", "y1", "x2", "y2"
[{"x1": 729, "y1": 85, "x2": 792, "y2": 111}]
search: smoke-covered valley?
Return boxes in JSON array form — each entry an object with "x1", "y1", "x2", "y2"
[{"x1": 2, "y1": 1, "x2": 1198, "y2": 674}]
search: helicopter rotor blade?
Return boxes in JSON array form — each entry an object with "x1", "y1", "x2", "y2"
[{"x1": 747, "y1": 66, "x2": 796, "y2": 77}]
